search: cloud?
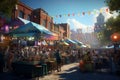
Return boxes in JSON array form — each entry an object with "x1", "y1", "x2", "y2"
[
  {"x1": 66, "y1": 7, "x2": 119, "y2": 33},
  {"x1": 67, "y1": 18, "x2": 94, "y2": 33}
]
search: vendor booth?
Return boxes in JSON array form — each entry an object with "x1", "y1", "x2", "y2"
[
  {"x1": 7, "y1": 21, "x2": 58, "y2": 78},
  {"x1": 9, "y1": 22, "x2": 53, "y2": 37},
  {"x1": 64, "y1": 39, "x2": 78, "y2": 49}
]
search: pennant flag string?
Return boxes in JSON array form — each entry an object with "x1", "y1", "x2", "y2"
[{"x1": 52, "y1": 8, "x2": 109, "y2": 18}]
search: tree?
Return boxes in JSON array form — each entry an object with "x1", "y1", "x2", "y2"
[
  {"x1": 0, "y1": 0, "x2": 18, "y2": 17},
  {"x1": 105, "y1": 16, "x2": 120, "y2": 33},
  {"x1": 99, "y1": 16, "x2": 120, "y2": 45},
  {"x1": 98, "y1": 0, "x2": 120, "y2": 45},
  {"x1": 105, "y1": 0, "x2": 120, "y2": 12}
]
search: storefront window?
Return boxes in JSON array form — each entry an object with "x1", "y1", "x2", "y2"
[{"x1": 19, "y1": 11, "x2": 24, "y2": 18}]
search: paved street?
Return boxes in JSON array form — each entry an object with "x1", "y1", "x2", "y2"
[
  {"x1": 0, "y1": 63, "x2": 120, "y2": 80},
  {"x1": 40, "y1": 63, "x2": 120, "y2": 80}
]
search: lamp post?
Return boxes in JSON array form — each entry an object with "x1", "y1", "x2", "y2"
[{"x1": 110, "y1": 33, "x2": 120, "y2": 54}]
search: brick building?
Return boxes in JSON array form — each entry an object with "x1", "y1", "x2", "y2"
[
  {"x1": 58, "y1": 23, "x2": 70, "y2": 39},
  {"x1": 54, "y1": 24, "x2": 65, "y2": 40},
  {"x1": 12, "y1": 2, "x2": 32, "y2": 20},
  {"x1": 31, "y1": 8, "x2": 54, "y2": 31},
  {"x1": 11, "y1": 1, "x2": 70, "y2": 40}
]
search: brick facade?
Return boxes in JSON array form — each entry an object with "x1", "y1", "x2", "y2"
[
  {"x1": 11, "y1": 1, "x2": 70, "y2": 40},
  {"x1": 31, "y1": 8, "x2": 54, "y2": 31},
  {"x1": 58, "y1": 23, "x2": 70, "y2": 39},
  {"x1": 12, "y1": 2, "x2": 32, "y2": 20}
]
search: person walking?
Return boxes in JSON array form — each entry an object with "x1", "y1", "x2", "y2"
[{"x1": 54, "y1": 49, "x2": 62, "y2": 72}]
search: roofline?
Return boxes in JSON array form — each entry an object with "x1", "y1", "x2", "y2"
[{"x1": 18, "y1": 1, "x2": 33, "y2": 11}]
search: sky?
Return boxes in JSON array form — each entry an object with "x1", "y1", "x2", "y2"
[{"x1": 20, "y1": 0, "x2": 117, "y2": 33}]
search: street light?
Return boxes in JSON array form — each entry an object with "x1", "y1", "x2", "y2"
[{"x1": 110, "y1": 33, "x2": 120, "y2": 54}]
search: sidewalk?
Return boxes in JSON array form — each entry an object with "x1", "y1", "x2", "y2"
[
  {"x1": 0, "y1": 63, "x2": 79, "y2": 80},
  {"x1": 0, "y1": 63, "x2": 120, "y2": 80},
  {"x1": 40, "y1": 63, "x2": 120, "y2": 80},
  {"x1": 39, "y1": 63, "x2": 79, "y2": 80}
]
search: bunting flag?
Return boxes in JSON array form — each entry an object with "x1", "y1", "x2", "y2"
[
  {"x1": 88, "y1": 11, "x2": 91, "y2": 15},
  {"x1": 53, "y1": 8, "x2": 109, "y2": 18},
  {"x1": 100, "y1": 9, "x2": 103, "y2": 13},
  {"x1": 64, "y1": 14, "x2": 67, "y2": 17},
  {"x1": 72, "y1": 13, "x2": 75, "y2": 16},
  {"x1": 78, "y1": 13, "x2": 80, "y2": 16},
  {"x1": 82, "y1": 12, "x2": 85, "y2": 15},
  {"x1": 68, "y1": 14, "x2": 70, "y2": 16},
  {"x1": 59, "y1": 15, "x2": 62, "y2": 18},
  {"x1": 93, "y1": 10, "x2": 96, "y2": 15},
  {"x1": 106, "y1": 8, "x2": 109, "y2": 12}
]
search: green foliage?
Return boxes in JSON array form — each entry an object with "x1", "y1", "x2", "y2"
[
  {"x1": 105, "y1": 0, "x2": 120, "y2": 11},
  {"x1": 106, "y1": 15, "x2": 120, "y2": 32},
  {"x1": 97, "y1": 28, "x2": 112, "y2": 45},
  {"x1": 99, "y1": 15, "x2": 120, "y2": 45},
  {"x1": 0, "y1": 0, "x2": 18, "y2": 17},
  {"x1": 100, "y1": 0, "x2": 120, "y2": 45}
]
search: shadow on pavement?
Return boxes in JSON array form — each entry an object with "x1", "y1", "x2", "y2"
[
  {"x1": 0, "y1": 72, "x2": 35, "y2": 80},
  {"x1": 58, "y1": 66, "x2": 120, "y2": 80},
  {"x1": 0, "y1": 66, "x2": 120, "y2": 80}
]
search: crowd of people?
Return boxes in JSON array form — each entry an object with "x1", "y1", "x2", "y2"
[
  {"x1": 0, "y1": 44, "x2": 80, "y2": 73},
  {"x1": 0, "y1": 43, "x2": 120, "y2": 75},
  {"x1": 79, "y1": 48, "x2": 120, "y2": 73}
]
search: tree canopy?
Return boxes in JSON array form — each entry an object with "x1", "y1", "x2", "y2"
[
  {"x1": 99, "y1": 15, "x2": 120, "y2": 44},
  {"x1": 105, "y1": 0, "x2": 120, "y2": 33},
  {"x1": 98, "y1": 0, "x2": 120, "y2": 45},
  {"x1": 106, "y1": 0, "x2": 120, "y2": 12},
  {"x1": 0, "y1": 0, "x2": 18, "y2": 17}
]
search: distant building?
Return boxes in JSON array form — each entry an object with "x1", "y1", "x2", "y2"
[
  {"x1": 93, "y1": 13, "x2": 105, "y2": 47},
  {"x1": 70, "y1": 30, "x2": 77, "y2": 40},
  {"x1": 76, "y1": 28, "x2": 82, "y2": 41},
  {"x1": 76, "y1": 28, "x2": 82, "y2": 33},
  {"x1": 54, "y1": 24, "x2": 65, "y2": 40},
  {"x1": 57, "y1": 23, "x2": 70, "y2": 39},
  {"x1": 94, "y1": 13, "x2": 105, "y2": 32}
]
